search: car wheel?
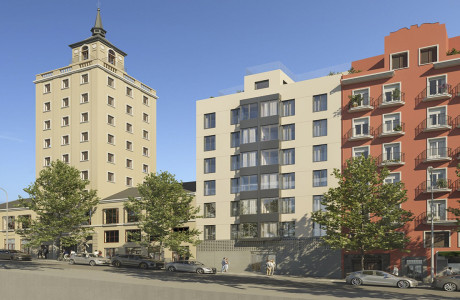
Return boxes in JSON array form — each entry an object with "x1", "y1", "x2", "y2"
[
  {"x1": 113, "y1": 260, "x2": 121, "y2": 268},
  {"x1": 443, "y1": 282, "x2": 457, "y2": 292},
  {"x1": 397, "y1": 280, "x2": 410, "y2": 288},
  {"x1": 89, "y1": 260, "x2": 96, "y2": 267},
  {"x1": 350, "y1": 278, "x2": 362, "y2": 286},
  {"x1": 139, "y1": 262, "x2": 148, "y2": 269},
  {"x1": 69, "y1": 259, "x2": 75, "y2": 265},
  {"x1": 196, "y1": 268, "x2": 204, "y2": 274},
  {"x1": 168, "y1": 266, "x2": 176, "y2": 272}
]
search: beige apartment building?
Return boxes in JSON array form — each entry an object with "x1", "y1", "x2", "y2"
[{"x1": 195, "y1": 69, "x2": 343, "y2": 277}]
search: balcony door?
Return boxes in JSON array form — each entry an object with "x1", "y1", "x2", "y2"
[
  {"x1": 427, "y1": 107, "x2": 446, "y2": 127},
  {"x1": 428, "y1": 76, "x2": 447, "y2": 96},
  {"x1": 428, "y1": 138, "x2": 446, "y2": 158},
  {"x1": 383, "y1": 143, "x2": 400, "y2": 162}
]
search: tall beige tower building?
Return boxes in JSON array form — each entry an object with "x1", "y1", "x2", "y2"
[{"x1": 34, "y1": 9, "x2": 157, "y2": 198}]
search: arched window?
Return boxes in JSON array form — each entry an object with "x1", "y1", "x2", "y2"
[
  {"x1": 108, "y1": 50, "x2": 116, "y2": 65},
  {"x1": 82, "y1": 46, "x2": 89, "y2": 60}
]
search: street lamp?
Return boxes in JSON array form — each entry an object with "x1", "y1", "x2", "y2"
[
  {"x1": 427, "y1": 166, "x2": 435, "y2": 283},
  {"x1": 0, "y1": 188, "x2": 8, "y2": 250}
]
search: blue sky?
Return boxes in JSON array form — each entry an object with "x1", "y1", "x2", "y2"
[{"x1": 1, "y1": 0, "x2": 460, "y2": 202}]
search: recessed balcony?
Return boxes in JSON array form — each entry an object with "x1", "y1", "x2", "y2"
[
  {"x1": 375, "y1": 91, "x2": 406, "y2": 108},
  {"x1": 455, "y1": 115, "x2": 460, "y2": 128},
  {"x1": 376, "y1": 122, "x2": 405, "y2": 138},
  {"x1": 422, "y1": 84, "x2": 452, "y2": 102},
  {"x1": 419, "y1": 211, "x2": 458, "y2": 226},
  {"x1": 377, "y1": 152, "x2": 405, "y2": 167},
  {"x1": 345, "y1": 127, "x2": 374, "y2": 141},
  {"x1": 418, "y1": 147, "x2": 452, "y2": 163},
  {"x1": 420, "y1": 179, "x2": 452, "y2": 194},
  {"x1": 347, "y1": 96, "x2": 374, "y2": 113},
  {"x1": 423, "y1": 115, "x2": 452, "y2": 132}
]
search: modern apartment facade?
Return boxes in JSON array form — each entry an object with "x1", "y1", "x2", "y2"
[
  {"x1": 196, "y1": 69, "x2": 343, "y2": 276},
  {"x1": 34, "y1": 9, "x2": 157, "y2": 199},
  {"x1": 341, "y1": 23, "x2": 460, "y2": 281}
]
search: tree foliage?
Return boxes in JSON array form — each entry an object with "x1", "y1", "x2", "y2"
[
  {"x1": 311, "y1": 156, "x2": 413, "y2": 270},
  {"x1": 17, "y1": 160, "x2": 99, "y2": 250},
  {"x1": 448, "y1": 163, "x2": 460, "y2": 225},
  {"x1": 124, "y1": 171, "x2": 200, "y2": 258}
]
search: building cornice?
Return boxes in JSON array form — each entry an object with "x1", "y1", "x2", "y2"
[
  {"x1": 433, "y1": 57, "x2": 460, "y2": 69},
  {"x1": 341, "y1": 70, "x2": 394, "y2": 86}
]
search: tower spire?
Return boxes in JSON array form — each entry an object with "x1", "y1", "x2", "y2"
[{"x1": 91, "y1": 8, "x2": 106, "y2": 37}]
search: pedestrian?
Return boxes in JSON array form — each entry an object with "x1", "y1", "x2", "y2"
[
  {"x1": 446, "y1": 267, "x2": 453, "y2": 276},
  {"x1": 224, "y1": 258, "x2": 229, "y2": 272},
  {"x1": 269, "y1": 259, "x2": 276, "y2": 276},
  {"x1": 43, "y1": 247, "x2": 48, "y2": 259},
  {"x1": 94, "y1": 250, "x2": 98, "y2": 257},
  {"x1": 265, "y1": 259, "x2": 272, "y2": 276},
  {"x1": 392, "y1": 265, "x2": 399, "y2": 276},
  {"x1": 221, "y1": 257, "x2": 226, "y2": 273},
  {"x1": 98, "y1": 250, "x2": 102, "y2": 257},
  {"x1": 37, "y1": 249, "x2": 43, "y2": 259}
]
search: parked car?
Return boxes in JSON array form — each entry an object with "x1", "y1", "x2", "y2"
[
  {"x1": 0, "y1": 249, "x2": 32, "y2": 261},
  {"x1": 345, "y1": 270, "x2": 418, "y2": 288},
  {"x1": 110, "y1": 254, "x2": 164, "y2": 269},
  {"x1": 69, "y1": 253, "x2": 109, "y2": 266},
  {"x1": 165, "y1": 260, "x2": 216, "y2": 274},
  {"x1": 432, "y1": 275, "x2": 460, "y2": 291}
]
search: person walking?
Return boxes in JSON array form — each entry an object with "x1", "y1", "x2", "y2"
[
  {"x1": 221, "y1": 257, "x2": 226, "y2": 273},
  {"x1": 265, "y1": 259, "x2": 272, "y2": 276},
  {"x1": 37, "y1": 249, "x2": 43, "y2": 259},
  {"x1": 43, "y1": 247, "x2": 48, "y2": 259},
  {"x1": 224, "y1": 258, "x2": 229, "y2": 272},
  {"x1": 269, "y1": 259, "x2": 276, "y2": 276},
  {"x1": 445, "y1": 267, "x2": 453, "y2": 276},
  {"x1": 392, "y1": 265, "x2": 399, "y2": 276}
]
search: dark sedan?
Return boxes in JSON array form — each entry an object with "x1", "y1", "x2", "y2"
[
  {"x1": 432, "y1": 275, "x2": 460, "y2": 291},
  {"x1": 0, "y1": 250, "x2": 32, "y2": 261}
]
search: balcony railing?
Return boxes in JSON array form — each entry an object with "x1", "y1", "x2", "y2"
[
  {"x1": 377, "y1": 152, "x2": 405, "y2": 166},
  {"x1": 348, "y1": 97, "x2": 374, "y2": 112},
  {"x1": 418, "y1": 211, "x2": 458, "y2": 225},
  {"x1": 455, "y1": 115, "x2": 460, "y2": 128},
  {"x1": 454, "y1": 147, "x2": 460, "y2": 160},
  {"x1": 417, "y1": 84, "x2": 452, "y2": 103},
  {"x1": 376, "y1": 122, "x2": 405, "y2": 137},
  {"x1": 416, "y1": 147, "x2": 452, "y2": 164},
  {"x1": 374, "y1": 91, "x2": 405, "y2": 108},
  {"x1": 344, "y1": 126, "x2": 374, "y2": 141},
  {"x1": 416, "y1": 179, "x2": 452, "y2": 194}
]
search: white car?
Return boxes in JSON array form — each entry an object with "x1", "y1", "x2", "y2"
[
  {"x1": 69, "y1": 253, "x2": 109, "y2": 266},
  {"x1": 165, "y1": 261, "x2": 216, "y2": 274},
  {"x1": 346, "y1": 270, "x2": 418, "y2": 288}
]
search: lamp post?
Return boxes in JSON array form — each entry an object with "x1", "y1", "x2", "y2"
[
  {"x1": 427, "y1": 166, "x2": 435, "y2": 283},
  {"x1": 0, "y1": 188, "x2": 8, "y2": 250}
]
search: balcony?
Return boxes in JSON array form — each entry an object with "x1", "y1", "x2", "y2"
[
  {"x1": 375, "y1": 91, "x2": 405, "y2": 108},
  {"x1": 455, "y1": 115, "x2": 460, "y2": 128},
  {"x1": 454, "y1": 147, "x2": 460, "y2": 160},
  {"x1": 345, "y1": 127, "x2": 374, "y2": 142},
  {"x1": 419, "y1": 211, "x2": 458, "y2": 226},
  {"x1": 377, "y1": 152, "x2": 405, "y2": 167},
  {"x1": 417, "y1": 147, "x2": 452, "y2": 163},
  {"x1": 454, "y1": 179, "x2": 460, "y2": 192},
  {"x1": 376, "y1": 122, "x2": 405, "y2": 138},
  {"x1": 421, "y1": 84, "x2": 452, "y2": 102},
  {"x1": 422, "y1": 115, "x2": 452, "y2": 132},
  {"x1": 348, "y1": 96, "x2": 374, "y2": 113},
  {"x1": 417, "y1": 179, "x2": 452, "y2": 194}
]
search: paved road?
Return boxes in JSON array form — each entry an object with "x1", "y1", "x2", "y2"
[{"x1": 0, "y1": 259, "x2": 459, "y2": 300}]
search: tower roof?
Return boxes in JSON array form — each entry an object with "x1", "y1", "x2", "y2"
[{"x1": 91, "y1": 8, "x2": 107, "y2": 37}]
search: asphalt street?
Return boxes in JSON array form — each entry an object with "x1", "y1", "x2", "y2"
[{"x1": 0, "y1": 259, "x2": 459, "y2": 300}]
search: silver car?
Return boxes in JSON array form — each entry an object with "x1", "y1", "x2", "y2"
[
  {"x1": 110, "y1": 254, "x2": 163, "y2": 269},
  {"x1": 69, "y1": 253, "x2": 109, "y2": 266},
  {"x1": 345, "y1": 270, "x2": 418, "y2": 288},
  {"x1": 432, "y1": 275, "x2": 460, "y2": 291},
  {"x1": 165, "y1": 260, "x2": 216, "y2": 274},
  {"x1": 0, "y1": 249, "x2": 32, "y2": 261}
]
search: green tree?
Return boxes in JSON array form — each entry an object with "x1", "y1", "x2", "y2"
[
  {"x1": 311, "y1": 156, "x2": 413, "y2": 270},
  {"x1": 17, "y1": 160, "x2": 99, "y2": 254},
  {"x1": 448, "y1": 163, "x2": 460, "y2": 222},
  {"x1": 124, "y1": 171, "x2": 200, "y2": 259}
]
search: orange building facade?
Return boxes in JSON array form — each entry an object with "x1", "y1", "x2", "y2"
[{"x1": 341, "y1": 23, "x2": 460, "y2": 281}]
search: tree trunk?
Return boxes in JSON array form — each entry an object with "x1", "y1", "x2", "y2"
[{"x1": 360, "y1": 249, "x2": 365, "y2": 271}]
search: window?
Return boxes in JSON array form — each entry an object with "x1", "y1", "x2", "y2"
[
  {"x1": 420, "y1": 46, "x2": 438, "y2": 64},
  {"x1": 427, "y1": 106, "x2": 448, "y2": 128},
  {"x1": 126, "y1": 229, "x2": 141, "y2": 242},
  {"x1": 62, "y1": 135, "x2": 69, "y2": 145},
  {"x1": 428, "y1": 75, "x2": 448, "y2": 96},
  {"x1": 44, "y1": 83, "x2": 51, "y2": 93},
  {"x1": 241, "y1": 127, "x2": 257, "y2": 144},
  {"x1": 240, "y1": 103, "x2": 258, "y2": 120},
  {"x1": 81, "y1": 170, "x2": 89, "y2": 180},
  {"x1": 230, "y1": 224, "x2": 239, "y2": 239},
  {"x1": 230, "y1": 178, "x2": 239, "y2": 194},
  {"x1": 230, "y1": 201, "x2": 239, "y2": 217},
  {"x1": 81, "y1": 132, "x2": 89, "y2": 142},
  {"x1": 204, "y1": 135, "x2": 215, "y2": 151},
  {"x1": 126, "y1": 87, "x2": 132, "y2": 97},
  {"x1": 126, "y1": 177, "x2": 133, "y2": 186},
  {"x1": 107, "y1": 76, "x2": 114, "y2": 87},
  {"x1": 424, "y1": 231, "x2": 449, "y2": 248},
  {"x1": 81, "y1": 74, "x2": 89, "y2": 84},
  {"x1": 204, "y1": 203, "x2": 216, "y2": 218},
  {"x1": 281, "y1": 197, "x2": 295, "y2": 214},
  {"x1": 204, "y1": 113, "x2": 216, "y2": 129},
  {"x1": 313, "y1": 170, "x2": 327, "y2": 187},
  {"x1": 44, "y1": 120, "x2": 51, "y2": 130},
  {"x1": 44, "y1": 138, "x2": 51, "y2": 148},
  {"x1": 204, "y1": 225, "x2": 216, "y2": 240},
  {"x1": 62, "y1": 116, "x2": 69, "y2": 126},
  {"x1": 20, "y1": 215, "x2": 31, "y2": 229},
  {"x1": 107, "y1": 115, "x2": 114, "y2": 125},
  {"x1": 107, "y1": 172, "x2": 115, "y2": 182},
  {"x1": 313, "y1": 119, "x2": 327, "y2": 137},
  {"x1": 261, "y1": 173, "x2": 279, "y2": 189},
  {"x1": 382, "y1": 113, "x2": 401, "y2": 134},
  {"x1": 240, "y1": 175, "x2": 258, "y2": 191},
  {"x1": 260, "y1": 100, "x2": 278, "y2": 117},
  {"x1": 261, "y1": 149, "x2": 278, "y2": 165},
  {"x1": 126, "y1": 159, "x2": 132, "y2": 168},
  {"x1": 107, "y1": 134, "x2": 115, "y2": 144},
  {"x1": 427, "y1": 168, "x2": 447, "y2": 189},
  {"x1": 143, "y1": 130, "x2": 149, "y2": 140},
  {"x1": 282, "y1": 124, "x2": 295, "y2": 141},
  {"x1": 282, "y1": 148, "x2": 295, "y2": 165},
  {"x1": 3, "y1": 216, "x2": 15, "y2": 230},
  {"x1": 143, "y1": 113, "x2": 149, "y2": 123},
  {"x1": 108, "y1": 50, "x2": 116, "y2": 65},
  {"x1": 427, "y1": 138, "x2": 447, "y2": 160},
  {"x1": 261, "y1": 198, "x2": 278, "y2": 214},
  {"x1": 313, "y1": 145, "x2": 327, "y2": 162},
  {"x1": 384, "y1": 173, "x2": 401, "y2": 184},
  {"x1": 104, "y1": 230, "x2": 119, "y2": 243},
  {"x1": 62, "y1": 79, "x2": 69, "y2": 89},
  {"x1": 82, "y1": 46, "x2": 89, "y2": 60},
  {"x1": 230, "y1": 155, "x2": 240, "y2": 171},
  {"x1": 240, "y1": 151, "x2": 257, "y2": 168},
  {"x1": 107, "y1": 153, "x2": 114, "y2": 163},
  {"x1": 352, "y1": 88, "x2": 370, "y2": 107},
  {"x1": 230, "y1": 108, "x2": 240, "y2": 124},
  {"x1": 126, "y1": 209, "x2": 139, "y2": 223},
  {"x1": 383, "y1": 83, "x2": 401, "y2": 103},
  {"x1": 126, "y1": 141, "x2": 132, "y2": 150},
  {"x1": 62, "y1": 98, "x2": 69, "y2": 108},
  {"x1": 313, "y1": 195, "x2": 326, "y2": 236},
  {"x1": 391, "y1": 52, "x2": 408, "y2": 69},
  {"x1": 143, "y1": 147, "x2": 149, "y2": 156},
  {"x1": 231, "y1": 132, "x2": 240, "y2": 147},
  {"x1": 283, "y1": 99, "x2": 295, "y2": 116},
  {"x1": 126, "y1": 123, "x2": 133, "y2": 133},
  {"x1": 126, "y1": 105, "x2": 132, "y2": 115},
  {"x1": 204, "y1": 180, "x2": 216, "y2": 196},
  {"x1": 81, "y1": 112, "x2": 89, "y2": 123},
  {"x1": 352, "y1": 117, "x2": 370, "y2": 137},
  {"x1": 281, "y1": 173, "x2": 295, "y2": 189},
  {"x1": 44, "y1": 102, "x2": 51, "y2": 111},
  {"x1": 353, "y1": 146, "x2": 369, "y2": 158},
  {"x1": 427, "y1": 199, "x2": 447, "y2": 221},
  {"x1": 255, "y1": 80, "x2": 269, "y2": 90},
  {"x1": 62, "y1": 154, "x2": 69, "y2": 164},
  {"x1": 240, "y1": 199, "x2": 257, "y2": 215},
  {"x1": 261, "y1": 124, "x2": 278, "y2": 141},
  {"x1": 313, "y1": 94, "x2": 327, "y2": 112},
  {"x1": 240, "y1": 223, "x2": 258, "y2": 238},
  {"x1": 107, "y1": 96, "x2": 114, "y2": 106},
  {"x1": 142, "y1": 164, "x2": 149, "y2": 173},
  {"x1": 383, "y1": 143, "x2": 401, "y2": 163},
  {"x1": 44, "y1": 157, "x2": 51, "y2": 167},
  {"x1": 204, "y1": 158, "x2": 216, "y2": 174},
  {"x1": 261, "y1": 222, "x2": 278, "y2": 238},
  {"x1": 143, "y1": 96, "x2": 149, "y2": 106},
  {"x1": 281, "y1": 221, "x2": 295, "y2": 237},
  {"x1": 81, "y1": 151, "x2": 89, "y2": 161},
  {"x1": 104, "y1": 208, "x2": 119, "y2": 224}
]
